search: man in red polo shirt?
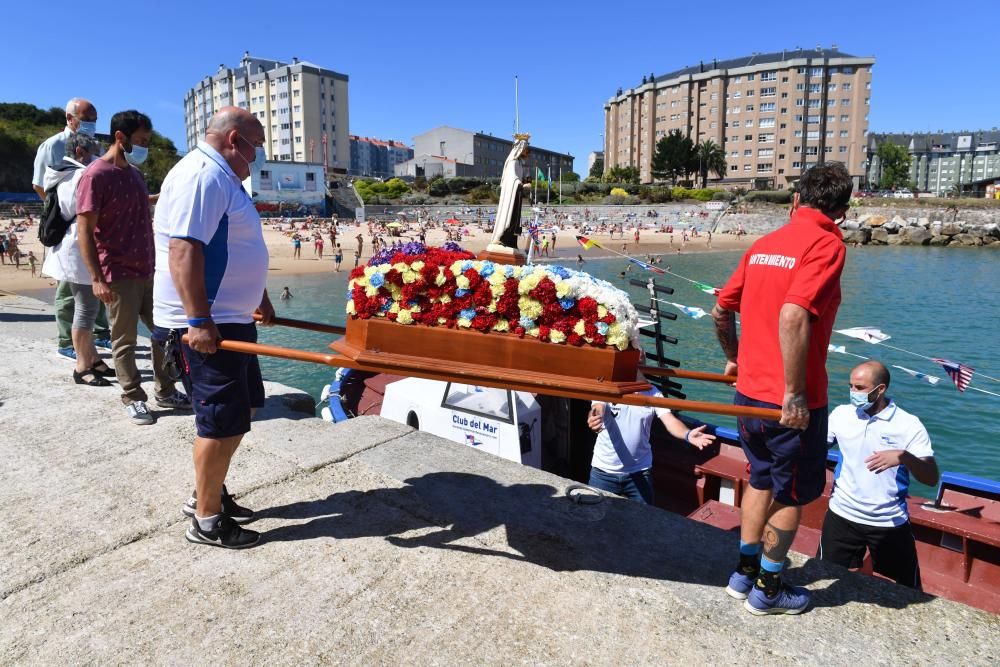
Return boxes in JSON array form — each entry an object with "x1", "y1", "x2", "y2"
[{"x1": 711, "y1": 162, "x2": 852, "y2": 615}]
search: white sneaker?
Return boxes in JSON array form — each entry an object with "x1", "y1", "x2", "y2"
[{"x1": 126, "y1": 400, "x2": 155, "y2": 425}]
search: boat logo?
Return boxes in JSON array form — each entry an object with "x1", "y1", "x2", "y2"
[{"x1": 465, "y1": 434, "x2": 483, "y2": 447}]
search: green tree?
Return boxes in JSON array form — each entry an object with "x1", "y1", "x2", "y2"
[
  {"x1": 876, "y1": 142, "x2": 912, "y2": 190},
  {"x1": 383, "y1": 177, "x2": 410, "y2": 198},
  {"x1": 603, "y1": 165, "x2": 639, "y2": 184},
  {"x1": 560, "y1": 171, "x2": 580, "y2": 182},
  {"x1": 588, "y1": 158, "x2": 604, "y2": 180},
  {"x1": 138, "y1": 131, "x2": 181, "y2": 193},
  {"x1": 694, "y1": 139, "x2": 727, "y2": 188},
  {"x1": 651, "y1": 130, "x2": 696, "y2": 185}
]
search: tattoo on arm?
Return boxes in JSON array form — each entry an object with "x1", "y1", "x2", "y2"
[
  {"x1": 762, "y1": 522, "x2": 796, "y2": 563},
  {"x1": 712, "y1": 305, "x2": 739, "y2": 361}
]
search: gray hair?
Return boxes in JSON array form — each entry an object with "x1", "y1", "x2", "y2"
[{"x1": 66, "y1": 132, "x2": 99, "y2": 157}]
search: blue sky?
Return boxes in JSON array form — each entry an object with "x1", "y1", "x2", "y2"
[{"x1": 4, "y1": 0, "x2": 996, "y2": 173}]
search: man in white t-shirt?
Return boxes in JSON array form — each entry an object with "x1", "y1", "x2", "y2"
[
  {"x1": 153, "y1": 107, "x2": 273, "y2": 550},
  {"x1": 588, "y1": 384, "x2": 715, "y2": 504},
  {"x1": 819, "y1": 361, "x2": 938, "y2": 589}
]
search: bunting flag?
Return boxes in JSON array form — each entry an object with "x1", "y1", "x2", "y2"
[
  {"x1": 694, "y1": 282, "x2": 721, "y2": 296},
  {"x1": 827, "y1": 344, "x2": 869, "y2": 360},
  {"x1": 835, "y1": 327, "x2": 892, "y2": 344},
  {"x1": 666, "y1": 302, "x2": 707, "y2": 319},
  {"x1": 575, "y1": 234, "x2": 599, "y2": 250},
  {"x1": 931, "y1": 358, "x2": 974, "y2": 392},
  {"x1": 629, "y1": 257, "x2": 666, "y2": 274},
  {"x1": 892, "y1": 365, "x2": 941, "y2": 386}
]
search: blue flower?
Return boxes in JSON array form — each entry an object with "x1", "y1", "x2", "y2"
[
  {"x1": 519, "y1": 316, "x2": 535, "y2": 329},
  {"x1": 369, "y1": 273, "x2": 385, "y2": 288},
  {"x1": 460, "y1": 308, "x2": 477, "y2": 321},
  {"x1": 379, "y1": 300, "x2": 393, "y2": 313},
  {"x1": 559, "y1": 298, "x2": 575, "y2": 310},
  {"x1": 596, "y1": 322, "x2": 609, "y2": 336},
  {"x1": 503, "y1": 265, "x2": 515, "y2": 278},
  {"x1": 479, "y1": 262, "x2": 495, "y2": 277},
  {"x1": 455, "y1": 288, "x2": 469, "y2": 297},
  {"x1": 461, "y1": 260, "x2": 473, "y2": 272},
  {"x1": 553, "y1": 266, "x2": 571, "y2": 279},
  {"x1": 344, "y1": 288, "x2": 352, "y2": 301}
]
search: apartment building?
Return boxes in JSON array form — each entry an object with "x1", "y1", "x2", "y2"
[
  {"x1": 394, "y1": 126, "x2": 574, "y2": 180},
  {"x1": 183, "y1": 52, "x2": 350, "y2": 171},
  {"x1": 867, "y1": 130, "x2": 1000, "y2": 196},
  {"x1": 350, "y1": 136, "x2": 414, "y2": 179},
  {"x1": 604, "y1": 47, "x2": 875, "y2": 188}
]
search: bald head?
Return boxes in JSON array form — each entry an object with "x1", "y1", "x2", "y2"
[
  {"x1": 851, "y1": 361, "x2": 891, "y2": 390},
  {"x1": 206, "y1": 106, "x2": 261, "y2": 137},
  {"x1": 65, "y1": 97, "x2": 97, "y2": 130}
]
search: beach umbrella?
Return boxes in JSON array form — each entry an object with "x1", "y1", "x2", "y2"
[
  {"x1": 386, "y1": 222, "x2": 403, "y2": 228},
  {"x1": 446, "y1": 218, "x2": 461, "y2": 225}
]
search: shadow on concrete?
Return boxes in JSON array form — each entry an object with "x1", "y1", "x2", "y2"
[{"x1": 259, "y1": 471, "x2": 928, "y2": 610}]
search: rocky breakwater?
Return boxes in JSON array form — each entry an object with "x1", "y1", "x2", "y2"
[{"x1": 839, "y1": 213, "x2": 1000, "y2": 247}]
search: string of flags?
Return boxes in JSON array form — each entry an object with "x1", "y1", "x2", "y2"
[{"x1": 573, "y1": 239, "x2": 997, "y2": 398}]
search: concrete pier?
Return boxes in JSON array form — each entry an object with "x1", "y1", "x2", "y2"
[{"x1": 1, "y1": 295, "x2": 997, "y2": 664}]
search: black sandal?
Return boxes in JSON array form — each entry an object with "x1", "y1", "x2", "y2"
[
  {"x1": 91, "y1": 361, "x2": 114, "y2": 376},
  {"x1": 73, "y1": 369, "x2": 112, "y2": 387}
]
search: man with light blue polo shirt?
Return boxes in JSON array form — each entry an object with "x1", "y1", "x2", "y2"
[
  {"x1": 819, "y1": 361, "x2": 938, "y2": 589},
  {"x1": 153, "y1": 106, "x2": 273, "y2": 549}
]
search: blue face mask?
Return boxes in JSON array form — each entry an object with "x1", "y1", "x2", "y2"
[
  {"x1": 125, "y1": 143, "x2": 148, "y2": 166},
  {"x1": 850, "y1": 385, "x2": 883, "y2": 411},
  {"x1": 77, "y1": 120, "x2": 97, "y2": 137}
]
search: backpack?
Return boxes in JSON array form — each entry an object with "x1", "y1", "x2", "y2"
[{"x1": 38, "y1": 164, "x2": 79, "y2": 247}]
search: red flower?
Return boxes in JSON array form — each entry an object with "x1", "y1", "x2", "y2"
[
  {"x1": 567, "y1": 333, "x2": 584, "y2": 346},
  {"x1": 577, "y1": 297, "x2": 599, "y2": 320},
  {"x1": 514, "y1": 326, "x2": 525, "y2": 338}
]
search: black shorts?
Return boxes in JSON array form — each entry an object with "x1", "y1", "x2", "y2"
[
  {"x1": 167, "y1": 323, "x2": 265, "y2": 439},
  {"x1": 818, "y1": 509, "x2": 921, "y2": 589},
  {"x1": 734, "y1": 391, "x2": 828, "y2": 506}
]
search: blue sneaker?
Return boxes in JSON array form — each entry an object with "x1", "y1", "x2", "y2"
[
  {"x1": 57, "y1": 346, "x2": 77, "y2": 361},
  {"x1": 94, "y1": 338, "x2": 112, "y2": 350},
  {"x1": 744, "y1": 582, "x2": 811, "y2": 616},
  {"x1": 726, "y1": 568, "x2": 756, "y2": 600}
]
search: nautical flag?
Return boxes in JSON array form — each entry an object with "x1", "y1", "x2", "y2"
[
  {"x1": 892, "y1": 365, "x2": 941, "y2": 386},
  {"x1": 931, "y1": 359, "x2": 974, "y2": 392},
  {"x1": 694, "y1": 281, "x2": 720, "y2": 296},
  {"x1": 667, "y1": 302, "x2": 707, "y2": 319},
  {"x1": 836, "y1": 327, "x2": 892, "y2": 344},
  {"x1": 629, "y1": 258, "x2": 666, "y2": 274},
  {"x1": 536, "y1": 167, "x2": 546, "y2": 183},
  {"x1": 828, "y1": 344, "x2": 847, "y2": 354},
  {"x1": 576, "y1": 234, "x2": 599, "y2": 249}
]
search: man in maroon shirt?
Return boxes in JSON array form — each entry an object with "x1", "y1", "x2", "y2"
[
  {"x1": 711, "y1": 162, "x2": 852, "y2": 615},
  {"x1": 77, "y1": 110, "x2": 187, "y2": 425}
]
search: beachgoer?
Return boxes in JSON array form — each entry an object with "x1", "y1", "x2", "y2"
[
  {"x1": 334, "y1": 244, "x2": 343, "y2": 272},
  {"x1": 27, "y1": 250, "x2": 37, "y2": 277},
  {"x1": 0, "y1": 235, "x2": 6, "y2": 265},
  {"x1": 711, "y1": 162, "x2": 852, "y2": 615},
  {"x1": 292, "y1": 235, "x2": 302, "y2": 259},
  {"x1": 819, "y1": 361, "x2": 938, "y2": 589},
  {"x1": 587, "y1": 384, "x2": 715, "y2": 504},
  {"x1": 77, "y1": 109, "x2": 188, "y2": 425},
  {"x1": 634, "y1": 228, "x2": 640, "y2": 246},
  {"x1": 153, "y1": 106, "x2": 272, "y2": 549},
  {"x1": 618, "y1": 271, "x2": 626, "y2": 279},
  {"x1": 40, "y1": 133, "x2": 111, "y2": 386},
  {"x1": 540, "y1": 237, "x2": 550, "y2": 257},
  {"x1": 279, "y1": 286, "x2": 292, "y2": 300},
  {"x1": 6, "y1": 234, "x2": 19, "y2": 268},
  {"x1": 316, "y1": 235, "x2": 324, "y2": 259},
  {"x1": 31, "y1": 97, "x2": 111, "y2": 361},
  {"x1": 576, "y1": 254, "x2": 584, "y2": 267},
  {"x1": 355, "y1": 233, "x2": 364, "y2": 259}
]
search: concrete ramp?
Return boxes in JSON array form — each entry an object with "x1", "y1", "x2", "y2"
[{"x1": 0, "y1": 296, "x2": 997, "y2": 664}]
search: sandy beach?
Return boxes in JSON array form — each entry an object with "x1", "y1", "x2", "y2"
[{"x1": 0, "y1": 216, "x2": 760, "y2": 296}]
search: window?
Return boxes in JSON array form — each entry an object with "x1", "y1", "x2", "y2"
[
  {"x1": 840, "y1": 115, "x2": 850, "y2": 122},
  {"x1": 757, "y1": 163, "x2": 773, "y2": 173},
  {"x1": 781, "y1": 108, "x2": 788, "y2": 115},
  {"x1": 781, "y1": 76, "x2": 789, "y2": 82},
  {"x1": 824, "y1": 146, "x2": 833, "y2": 153},
  {"x1": 710, "y1": 121, "x2": 717, "y2": 128},
  {"x1": 793, "y1": 161, "x2": 803, "y2": 169},
  {"x1": 808, "y1": 83, "x2": 821, "y2": 93},
  {"x1": 826, "y1": 130, "x2": 834, "y2": 138},
  {"x1": 745, "y1": 134, "x2": 753, "y2": 141},
  {"x1": 270, "y1": 94, "x2": 276, "y2": 101},
  {"x1": 795, "y1": 98, "x2": 804, "y2": 107},
  {"x1": 828, "y1": 82, "x2": 837, "y2": 91},
  {"x1": 758, "y1": 148, "x2": 774, "y2": 158},
  {"x1": 759, "y1": 117, "x2": 775, "y2": 128},
  {"x1": 808, "y1": 99, "x2": 821, "y2": 108},
  {"x1": 747, "y1": 73, "x2": 755, "y2": 81},
  {"x1": 295, "y1": 136, "x2": 302, "y2": 143},
  {"x1": 779, "y1": 138, "x2": 786, "y2": 145},
  {"x1": 781, "y1": 92, "x2": 788, "y2": 99},
  {"x1": 841, "y1": 68, "x2": 854, "y2": 76},
  {"x1": 865, "y1": 97, "x2": 870, "y2": 105},
  {"x1": 294, "y1": 120, "x2": 301, "y2": 128},
  {"x1": 293, "y1": 105, "x2": 301, "y2": 112},
  {"x1": 758, "y1": 133, "x2": 774, "y2": 143},
  {"x1": 293, "y1": 90, "x2": 300, "y2": 97},
  {"x1": 807, "y1": 115, "x2": 820, "y2": 124},
  {"x1": 281, "y1": 138, "x2": 290, "y2": 145},
  {"x1": 730, "y1": 164, "x2": 739, "y2": 171},
  {"x1": 804, "y1": 146, "x2": 818, "y2": 155},
  {"x1": 733, "y1": 91, "x2": 742, "y2": 98},
  {"x1": 745, "y1": 119, "x2": 754, "y2": 127},
  {"x1": 760, "y1": 102, "x2": 775, "y2": 112},
  {"x1": 794, "y1": 130, "x2": 803, "y2": 137},
  {"x1": 810, "y1": 67, "x2": 823, "y2": 77},
  {"x1": 807, "y1": 130, "x2": 820, "y2": 140},
  {"x1": 841, "y1": 98, "x2": 851, "y2": 106},
  {"x1": 761, "y1": 71, "x2": 776, "y2": 82},
  {"x1": 293, "y1": 74, "x2": 299, "y2": 82},
  {"x1": 280, "y1": 122, "x2": 290, "y2": 130},
  {"x1": 744, "y1": 164, "x2": 751, "y2": 171},
  {"x1": 839, "y1": 146, "x2": 848, "y2": 153},
  {"x1": 744, "y1": 149, "x2": 752, "y2": 157},
  {"x1": 746, "y1": 104, "x2": 754, "y2": 112},
  {"x1": 710, "y1": 107, "x2": 717, "y2": 114},
  {"x1": 710, "y1": 93, "x2": 718, "y2": 100},
  {"x1": 842, "y1": 82, "x2": 852, "y2": 91},
  {"x1": 839, "y1": 130, "x2": 848, "y2": 137},
  {"x1": 746, "y1": 89, "x2": 755, "y2": 96}
]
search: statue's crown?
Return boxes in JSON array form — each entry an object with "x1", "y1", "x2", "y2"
[{"x1": 513, "y1": 132, "x2": 531, "y2": 142}]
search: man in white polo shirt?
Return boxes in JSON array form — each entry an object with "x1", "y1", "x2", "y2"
[
  {"x1": 153, "y1": 107, "x2": 273, "y2": 549},
  {"x1": 819, "y1": 360, "x2": 938, "y2": 589}
]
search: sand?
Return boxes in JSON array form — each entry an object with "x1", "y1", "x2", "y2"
[{"x1": 0, "y1": 216, "x2": 760, "y2": 295}]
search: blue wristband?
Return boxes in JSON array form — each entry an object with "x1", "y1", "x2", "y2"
[
  {"x1": 684, "y1": 429, "x2": 692, "y2": 443},
  {"x1": 187, "y1": 316, "x2": 213, "y2": 327}
]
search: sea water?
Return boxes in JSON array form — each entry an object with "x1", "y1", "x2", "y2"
[{"x1": 260, "y1": 246, "x2": 1000, "y2": 495}]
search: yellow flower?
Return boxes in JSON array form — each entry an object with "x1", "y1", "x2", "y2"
[
  {"x1": 493, "y1": 319, "x2": 510, "y2": 332},
  {"x1": 573, "y1": 320, "x2": 586, "y2": 336},
  {"x1": 389, "y1": 302, "x2": 400, "y2": 314},
  {"x1": 527, "y1": 327, "x2": 540, "y2": 338},
  {"x1": 518, "y1": 274, "x2": 541, "y2": 294},
  {"x1": 450, "y1": 261, "x2": 464, "y2": 276},
  {"x1": 488, "y1": 272, "x2": 505, "y2": 286},
  {"x1": 434, "y1": 269, "x2": 447, "y2": 286},
  {"x1": 597, "y1": 305, "x2": 608, "y2": 318},
  {"x1": 411, "y1": 261, "x2": 425, "y2": 271},
  {"x1": 346, "y1": 299, "x2": 356, "y2": 315},
  {"x1": 397, "y1": 310, "x2": 413, "y2": 325},
  {"x1": 401, "y1": 269, "x2": 419, "y2": 284},
  {"x1": 549, "y1": 330, "x2": 566, "y2": 344},
  {"x1": 457, "y1": 318, "x2": 472, "y2": 328},
  {"x1": 392, "y1": 262, "x2": 408, "y2": 273},
  {"x1": 363, "y1": 266, "x2": 376, "y2": 277},
  {"x1": 387, "y1": 284, "x2": 402, "y2": 299},
  {"x1": 487, "y1": 302, "x2": 497, "y2": 313},
  {"x1": 456, "y1": 275, "x2": 471, "y2": 290},
  {"x1": 490, "y1": 284, "x2": 505, "y2": 298},
  {"x1": 437, "y1": 317, "x2": 448, "y2": 325},
  {"x1": 555, "y1": 281, "x2": 570, "y2": 298},
  {"x1": 440, "y1": 294, "x2": 452, "y2": 304},
  {"x1": 518, "y1": 296, "x2": 542, "y2": 319},
  {"x1": 365, "y1": 285, "x2": 378, "y2": 297}
]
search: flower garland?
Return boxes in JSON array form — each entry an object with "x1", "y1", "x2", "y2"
[{"x1": 346, "y1": 243, "x2": 639, "y2": 350}]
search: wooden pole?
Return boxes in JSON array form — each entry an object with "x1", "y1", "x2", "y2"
[
  {"x1": 253, "y1": 313, "x2": 346, "y2": 335},
  {"x1": 188, "y1": 336, "x2": 780, "y2": 421}
]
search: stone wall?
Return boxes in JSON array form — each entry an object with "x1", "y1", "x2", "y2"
[{"x1": 840, "y1": 210, "x2": 1000, "y2": 247}]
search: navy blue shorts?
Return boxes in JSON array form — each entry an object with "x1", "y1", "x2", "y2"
[
  {"x1": 734, "y1": 391, "x2": 828, "y2": 506},
  {"x1": 166, "y1": 323, "x2": 265, "y2": 439}
]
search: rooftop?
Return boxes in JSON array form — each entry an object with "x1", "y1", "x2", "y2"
[{"x1": 652, "y1": 46, "x2": 872, "y2": 83}]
